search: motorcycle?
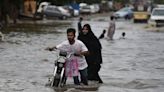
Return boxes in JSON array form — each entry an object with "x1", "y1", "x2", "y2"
[
  {"x1": 46, "y1": 49, "x2": 100, "y2": 90},
  {"x1": 48, "y1": 50, "x2": 72, "y2": 87}
]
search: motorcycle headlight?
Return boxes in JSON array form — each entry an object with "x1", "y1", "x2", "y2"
[
  {"x1": 59, "y1": 63, "x2": 63, "y2": 67},
  {"x1": 59, "y1": 58, "x2": 65, "y2": 63}
]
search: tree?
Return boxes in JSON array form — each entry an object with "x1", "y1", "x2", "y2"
[
  {"x1": 154, "y1": 0, "x2": 164, "y2": 4},
  {"x1": 0, "y1": 0, "x2": 22, "y2": 25}
]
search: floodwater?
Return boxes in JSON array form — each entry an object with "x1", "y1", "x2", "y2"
[{"x1": 0, "y1": 15, "x2": 164, "y2": 92}]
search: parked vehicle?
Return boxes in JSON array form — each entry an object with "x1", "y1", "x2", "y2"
[
  {"x1": 62, "y1": 5, "x2": 74, "y2": 16},
  {"x1": 80, "y1": 5, "x2": 91, "y2": 14},
  {"x1": 133, "y1": 5, "x2": 150, "y2": 23},
  {"x1": 70, "y1": 3, "x2": 80, "y2": 16},
  {"x1": 37, "y1": 2, "x2": 50, "y2": 13},
  {"x1": 42, "y1": 5, "x2": 71, "y2": 19},
  {"x1": 133, "y1": 0, "x2": 151, "y2": 23},
  {"x1": 90, "y1": 4, "x2": 100, "y2": 13},
  {"x1": 57, "y1": 6, "x2": 71, "y2": 17},
  {"x1": 149, "y1": 8, "x2": 164, "y2": 27},
  {"x1": 79, "y1": 3, "x2": 100, "y2": 14},
  {"x1": 113, "y1": 7, "x2": 133, "y2": 19}
]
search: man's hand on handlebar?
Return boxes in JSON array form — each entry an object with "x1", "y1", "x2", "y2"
[{"x1": 45, "y1": 47, "x2": 56, "y2": 51}]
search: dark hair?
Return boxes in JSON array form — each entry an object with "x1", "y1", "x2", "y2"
[
  {"x1": 67, "y1": 28, "x2": 76, "y2": 35},
  {"x1": 103, "y1": 29, "x2": 106, "y2": 33},
  {"x1": 122, "y1": 32, "x2": 126, "y2": 37},
  {"x1": 79, "y1": 17, "x2": 83, "y2": 21},
  {"x1": 110, "y1": 16, "x2": 114, "y2": 20}
]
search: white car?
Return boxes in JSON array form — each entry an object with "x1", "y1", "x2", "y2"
[
  {"x1": 80, "y1": 5, "x2": 91, "y2": 14},
  {"x1": 90, "y1": 4, "x2": 100, "y2": 13},
  {"x1": 57, "y1": 6, "x2": 71, "y2": 17},
  {"x1": 37, "y1": 2, "x2": 50, "y2": 13},
  {"x1": 149, "y1": 8, "x2": 164, "y2": 27},
  {"x1": 113, "y1": 7, "x2": 133, "y2": 19}
]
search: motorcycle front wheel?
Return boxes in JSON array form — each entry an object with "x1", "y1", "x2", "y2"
[{"x1": 52, "y1": 74, "x2": 61, "y2": 87}]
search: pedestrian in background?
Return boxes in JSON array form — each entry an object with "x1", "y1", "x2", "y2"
[
  {"x1": 107, "y1": 16, "x2": 115, "y2": 40},
  {"x1": 77, "y1": 17, "x2": 83, "y2": 35},
  {"x1": 119, "y1": 32, "x2": 126, "y2": 39},
  {"x1": 99, "y1": 29, "x2": 106, "y2": 39},
  {"x1": 78, "y1": 24, "x2": 103, "y2": 83}
]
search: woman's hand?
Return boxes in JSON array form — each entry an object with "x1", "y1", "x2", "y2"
[{"x1": 74, "y1": 52, "x2": 82, "y2": 57}]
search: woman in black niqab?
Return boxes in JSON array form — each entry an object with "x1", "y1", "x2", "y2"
[{"x1": 78, "y1": 24, "x2": 103, "y2": 83}]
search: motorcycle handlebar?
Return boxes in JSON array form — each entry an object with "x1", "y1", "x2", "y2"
[
  {"x1": 45, "y1": 47, "x2": 55, "y2": 51},
  {"x1": 45, "y1": 47, "x2": 81, "y2": 58}
]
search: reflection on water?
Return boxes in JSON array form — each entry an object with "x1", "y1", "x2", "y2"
[{"x1": 0, "y1": 18, "x2": 164, "y2": 92}]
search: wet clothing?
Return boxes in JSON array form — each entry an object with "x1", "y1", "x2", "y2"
[
  {"x1": 87, "y1": 63, "x2": 103, "y2": 83},
  {"x1": 65, "y1": 57, "x2": 79, "y2": 77},
  {"x1": 56, "y1": 40, "x2": 88, "y2": 71},
  {"x1": 56, "y1": 40, "x2": 88, "y2": 85},
  {"x1": 79, "y1": 68, "x2": 88, "y2": 85},
  {"x1": 78, "y1": 30, "x2": 103, "y2": 83},
  {"x1": 107, "y1": 20, "x2": 115, "y2": 40},
  {"x1": 62, "y1": 68, "x2": 88, "y2": 85}
]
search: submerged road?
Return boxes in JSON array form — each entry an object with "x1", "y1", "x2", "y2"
[{"x1": 0, "y1": 14, "x2": 164, "y2": 92}]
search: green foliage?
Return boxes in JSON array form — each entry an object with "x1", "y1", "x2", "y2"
[{"x1": 154, "y1": 0, "x2": 164, "y2": 4}]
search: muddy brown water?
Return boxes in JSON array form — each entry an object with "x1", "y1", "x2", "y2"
[{"x1": 0, "y1": 15, "x2": 164, "y2": 92}]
